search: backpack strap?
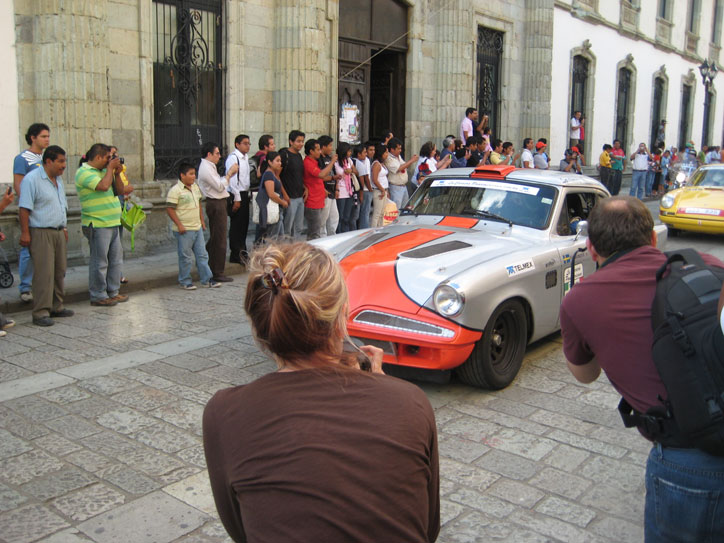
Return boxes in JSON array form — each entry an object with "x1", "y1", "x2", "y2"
[{"x1": 656, "y1": 249, "x2": 706, "y2": 281}]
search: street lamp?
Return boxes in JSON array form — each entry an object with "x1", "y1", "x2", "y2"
[{"x1": 699, "y1": 59, "x2": 718, "y2": 147}]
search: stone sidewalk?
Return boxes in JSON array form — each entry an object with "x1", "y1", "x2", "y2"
[{"x1": 0, "y1": 273, "x2": 647, "y2": 543}]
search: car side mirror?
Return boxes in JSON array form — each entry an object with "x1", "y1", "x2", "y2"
[{"x1": 574, "y1": 220, "x2": 588, "y2": 241}]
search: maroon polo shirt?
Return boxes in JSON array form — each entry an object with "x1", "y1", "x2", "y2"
[{"x1": 560, "y1": 245, "x2": 724, "y2": 416}]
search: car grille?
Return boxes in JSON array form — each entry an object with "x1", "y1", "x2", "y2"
[{"x1": 352, "y1": 310, "x2": 455, "y2": 338}]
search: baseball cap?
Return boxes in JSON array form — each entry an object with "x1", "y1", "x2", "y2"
[
  {"x1": 536, "y1": 142, "x2": 546, "y2": 150},
  {"x1": 571, "y1": 146, "x2": 580, "y2": 154}
]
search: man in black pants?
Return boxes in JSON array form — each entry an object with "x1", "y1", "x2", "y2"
[
  {"x1": 197, "y1": 142, "x2": 237, "y2": 282},
  {"x1": 226, "y1": 134, "x2": 252, "y2": 264}
]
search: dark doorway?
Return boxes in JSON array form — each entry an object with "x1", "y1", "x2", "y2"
[
  {"x1": 679, "y1": 84, "x2": 692, "y2": 150},
  {"x1": 650, "y1": 76, "x2": 666, "y2": 149},
  {"x1": 570, "y1": 56, "x2": 589, "y2": 119},
  {"x1": 152, "y1": 0, "x2": 224, "y2": 179},
  {"x1": 476, "y1": 27, "x2": 504, "y2": 139},
  {"x1": 615, "y1": 68, "x2": 632, "y2": 149},
  {"x1": 370, "y1": 51, "x2": 406, "y2": 143},
  {"x1": 338, "y1": 0, "x2": 407, "y2": 145}
]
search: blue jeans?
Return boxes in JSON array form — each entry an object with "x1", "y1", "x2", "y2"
[
  {"x1": 630, "y1": 170, "x2": 647, "y2": 199},
  {"x1": 18, "y1": 246, "x2": 33, "y2": 294},
  {"x1": 336, "y1": 197, "x2": 355, "y2": 233},
  {"x1": 388, "y1": 184, "x2": 408, "y2": 210},
  {"x1": 283, "y1": 197, "x2": 305, "y2": 238},
  {"x1": 174, "y1": 229, "x2": 213, "y2": 286},
  {"x1": 358, "y1": 191, "x2": 372, "y2": 229},
  {"x1": 645, "y1": 444, "x2": 724, "y2": 542},
  {"x1": 645, "y1": 170, "x2": 655, "y2": 196},
  {"x1": 82, "y1": 225, "x2": 123, "y2": 302}
]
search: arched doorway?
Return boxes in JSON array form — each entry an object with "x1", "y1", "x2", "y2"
[{"x1": 338, "y1": 0, "x2": 408, "y2": 145}]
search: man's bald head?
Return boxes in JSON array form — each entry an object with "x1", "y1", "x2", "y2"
[{"x1": 588, "y1": 196, "x2": 654, "y2": 258}]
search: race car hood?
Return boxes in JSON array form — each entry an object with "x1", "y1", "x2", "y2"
[
  {"x1": 674, "y1": 187, "x2": 724, "y2": 216},
  {"x1": 335, "y1": 223, "x2": 537, "y2": 315}
]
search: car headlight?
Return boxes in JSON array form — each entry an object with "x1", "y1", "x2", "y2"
[
  {"x1": 433, "y1": 284, "x2": 464, "y2": 316},
  {"x1": 676, "y1": 172, "x2": 686, "y2": 182},
  {"x1": 661, "y1": 193, "x2": 676, "y2": 209}
]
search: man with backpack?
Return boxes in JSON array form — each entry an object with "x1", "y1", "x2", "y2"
[{"x1": 559, "y1": 196, "x2": 724, "y2": 541}]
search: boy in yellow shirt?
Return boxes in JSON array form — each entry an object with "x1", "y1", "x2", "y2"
[
  {"x1": 166, "y1": 163, "x2": 220, "y2": 290},
  {"x1": 599, "y1": 144, "x2": 613, "y2": 192}
]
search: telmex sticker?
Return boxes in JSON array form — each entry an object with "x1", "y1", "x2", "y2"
[
  {"x1": 430, "y1": 179, "x2": 540, "y2": 195},
  {"x1": 506, "y1": 260, "x2": 535, "y2": 277}
]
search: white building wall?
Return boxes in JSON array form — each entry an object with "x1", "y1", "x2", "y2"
[
  {"x1": 551, "y1": 2, "x2": 724, "y2": 165},
  {"x1": 0, "y1": 0, "x2": 19, "y2": 180}
]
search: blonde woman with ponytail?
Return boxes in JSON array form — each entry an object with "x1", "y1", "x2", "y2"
[{"x1": 203, "y1": 241, "x2": 440, "y2": 543}]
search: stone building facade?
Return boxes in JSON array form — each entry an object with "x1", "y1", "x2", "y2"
[{"x1": 0, "y1": 0, "x2": 722, "y2": 262}]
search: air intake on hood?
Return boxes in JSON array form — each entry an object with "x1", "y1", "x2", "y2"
[
  {"x1": 400, "y1": 240, "x2": 472, "y2": 259},
  {"x1": 350, "y1": 232, "x2": 388, "y2": 253}
]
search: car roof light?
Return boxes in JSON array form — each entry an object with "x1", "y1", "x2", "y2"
[{"x1": 471, "y1": 165, "x2": 516, "y2": 179}]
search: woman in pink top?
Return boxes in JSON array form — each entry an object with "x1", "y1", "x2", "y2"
[{"x1": 334, "y1": 142, "x2": 356, "y2": 233}]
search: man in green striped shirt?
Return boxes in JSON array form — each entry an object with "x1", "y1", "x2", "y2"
[{"x1": 75, "y1": 143, "x2": 129, "y2": 306}]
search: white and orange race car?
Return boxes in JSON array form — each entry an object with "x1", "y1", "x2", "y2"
[{"x1": 314, "y1": 165, "x2": 621, "y2": 388}]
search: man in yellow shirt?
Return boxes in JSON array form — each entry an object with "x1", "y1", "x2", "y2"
[{"x1": 599, "y1": 144, "x2": 613, "y2": 192}]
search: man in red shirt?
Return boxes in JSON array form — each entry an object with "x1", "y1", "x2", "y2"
[
  {"x1": 303, "y1": 139, "x2": 336, "y2": 240},
  {"x1": 560, "y1": 196, "x2": 724, "y2": 541}
]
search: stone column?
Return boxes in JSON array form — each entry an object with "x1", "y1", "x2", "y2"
[
  {"x1": 15, "y1": 0, "x2": 113, "y2": 175},
  {"x1": 272, "y1": 0, "x2": 336, "y2": 141},
  {"x1": 518, "y1": 0, "x2": 554, "y2": 141},
  {"x1": 433, "y1": 0, "x2": 474, "y2": 148}
]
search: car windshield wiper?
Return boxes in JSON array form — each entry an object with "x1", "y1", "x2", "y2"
[{"x1": 461, "y1": 208, "x2": 513, "y2": 227}]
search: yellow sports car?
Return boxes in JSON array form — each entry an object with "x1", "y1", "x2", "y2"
[{"x1": 660, "y1": 165, "x2": 724, "y2": 235}]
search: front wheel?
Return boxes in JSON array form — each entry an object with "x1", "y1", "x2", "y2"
[{"x1": 455, "y1": 300, "x2": 527, "y2": 389}]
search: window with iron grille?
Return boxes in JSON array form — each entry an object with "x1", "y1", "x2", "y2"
[{"x1": 152, "y1": 0, "x2": 224, "y2": 179}]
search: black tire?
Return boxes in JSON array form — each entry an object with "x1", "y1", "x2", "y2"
[
  {"x1": 0, "y1": 272, "x2": 12, "y2": 288},
  {"x1": 667, "y1": 226, "x2": 680, "y2": 237},
  {"x1": 455, "y1": 300, "x2": 527, "y2": 389}
]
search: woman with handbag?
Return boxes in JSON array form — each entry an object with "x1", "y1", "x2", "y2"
[
  {"x1": 334, "y1": 142, "x2": 357, "y2": 233},
  {"x1": 254, "y1": 151, "x2": 289, "y2": 245}
]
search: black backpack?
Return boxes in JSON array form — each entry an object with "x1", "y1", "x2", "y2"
[{"x1": 618, "y1": 249, "x2": 724, "y2": 455}]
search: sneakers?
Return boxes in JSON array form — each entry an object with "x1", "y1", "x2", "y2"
[
  {"x1": 202, "y1": 281, "x2": 221, "y2": 288},
  {"x1": 180, "y1": 284, "x2": 197, "y2": 291},
  {"x1": 1, "y1": 319, "x2": 15, "y2": 330},
  {"x1": 20, "y1": 292, "x2": 33, "y2": 303},
  {"x1": 32, "y1": 316, "x2": 55, "y2": 327},
  {"x1": 109, "y1": 294, "x2": 129, "y2": 303},
  {"x1": 50, "y1": 309, "x2": 74, "y2": 318},
  {"x1": 0, "y1": 330, "x2": 6, "y2": 338},
  {"x1": 91, "y1": 298, "x2": 118, "y2": 307}
]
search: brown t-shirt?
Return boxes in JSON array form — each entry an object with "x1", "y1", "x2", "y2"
[{"x1": 203, "y1": 368, "x2": 440, "y2": 543}]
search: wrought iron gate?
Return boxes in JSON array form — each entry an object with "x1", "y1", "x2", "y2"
[
  {"x1": 650, "y1": 77, "x2": 665, "y2": 149},
  {"x1": 152, "y1": 0, "x2": 223, "y2": 179},
  {"x1": 615, "y1": 68, "x2": 631, "y2": 149},
  {"x1": 679, "y1": 84, "x2": 692, "y2": 150},
  {"x1": 570, "y1": 55, "x2": 589, "y2": 120},
  {"x1": 476, "y1": 27, "x2": 504, "y2": 139}
]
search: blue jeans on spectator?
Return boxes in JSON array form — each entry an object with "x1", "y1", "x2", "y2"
[
  {"x1": 283, "y1": 197, "x2": 305, "y2": 238},
  {"x1": 174, "y1": 229, "x2": 213, "y2": 286},
  {"x1": 82, "y1": 224, "x2": 123, "y2": 302},
  {"x1": 645, "y1": 170, "x2": 655, "y2": 197},
  {"x1": 388, "y1": 184, "x2": 408, "y2": 210},
  {"x1": 630, "y1": 170, "x2": 647, "y2": 199},
  {"x1": 336, "y1": 197, "x2": 355, "y2": 233},
  {"x1": 358, "y1": 191, "x2": 372, "y2": 229},
  {"x1": 645, "y1": 443, "x2": 724, "y2": 542},
  {"x1": 18, "y1": 246, "x2": 33, "y2": 294}
]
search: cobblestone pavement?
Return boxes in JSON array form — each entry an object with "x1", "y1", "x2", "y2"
[{"x1": 0, "y1": 275, "x2": 648, "y2": 543}]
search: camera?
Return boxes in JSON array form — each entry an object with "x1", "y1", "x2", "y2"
[{"x1": 111, "y1": 154, "x2": 125, "y2": 165}]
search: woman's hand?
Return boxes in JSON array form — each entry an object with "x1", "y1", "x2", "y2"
[{"x1": 359, "y1": 345, "x2": 384, "y2": 374}]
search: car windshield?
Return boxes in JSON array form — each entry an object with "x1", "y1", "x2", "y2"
[
  {"x1": 690, "y1": 169, "x2": 724, "y2": 187},
  {"x1": 405, "y1": 177, "x2": 558, "y2": 229}
]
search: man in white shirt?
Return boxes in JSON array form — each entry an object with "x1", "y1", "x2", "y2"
[
  {"x1": 385, "y1": 137, "x2": 418, "y2": 210},
  {"x1": 460, "y1": 108, "x2": 478, "y2": 145},
  {"x1": 198, "y1": 142, "x2": 237, "y2": 282},
  {"x1": 520, "y1": 138, "x2": 535, "y2": 169},
  {"x1": 225, "y1": 134, "x2": 251, "y2": 264},
  {"x1": 629, "y1": 143, "x2": 652, "y2": 200},
  {"x1": 570, "y1": 111, "x2": 582, "y2": 149}
]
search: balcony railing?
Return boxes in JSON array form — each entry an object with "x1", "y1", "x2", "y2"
[
  {"x1": 621, "y1": 2, "x2": 639, "y2": 30},
  {"x1": 686, "y1": 31, "x2": 699, "y2": 56},
  {"x1": 656, "y1": 18, "x2": 672, "y2": 45}
]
